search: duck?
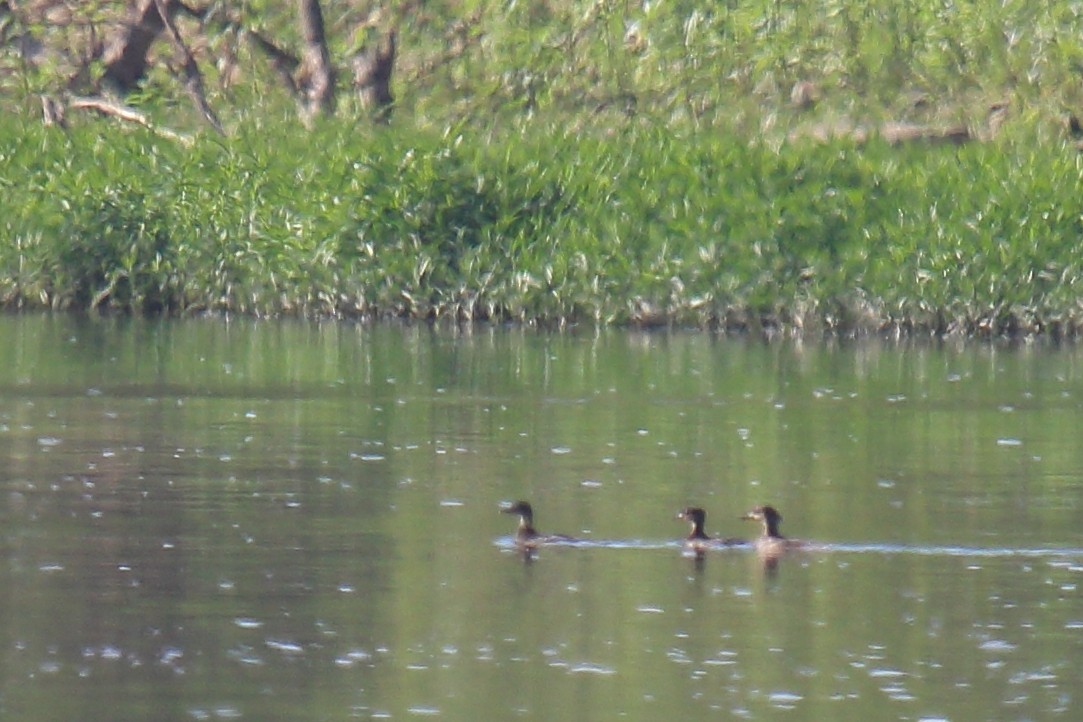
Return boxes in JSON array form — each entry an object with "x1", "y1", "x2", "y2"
[
  {"x1": 676, "y1": 506, "x2": 745, "y2": 555},
  {"x1": 501, "y1": 500, "x2": 575, "y2": 549},
  {"x1": 740, "y1": 504, "x2": 807, "y2": 556}
]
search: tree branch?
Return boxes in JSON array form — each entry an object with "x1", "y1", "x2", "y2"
[
  {"x1": 68, "y1": 95, "x2": 194, "y2": 145},
  {"x1": 243, "y1": 27, "x2": 301, "y2": 99},
  {"x1": 153, "y1": 0, "x2": 223, "y2": 135},
  {"x1": 351, "y1": 29, "x2": 396, "y2": 123},
  {"x1": 101, "y1": 0, "x2": 169, "y2": 93}
]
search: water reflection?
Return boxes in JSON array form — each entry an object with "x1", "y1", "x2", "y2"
[{"x1": 1, "y1": 316, "x2": 1083, "y2": 721}]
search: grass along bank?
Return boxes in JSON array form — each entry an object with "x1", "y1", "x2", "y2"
[
  {"x1": 3, "y1": 118, "x2": 1083, "y2": 337},
  {"x1": 4, "y1": 1, "x2": 1083, "y2": 336}
]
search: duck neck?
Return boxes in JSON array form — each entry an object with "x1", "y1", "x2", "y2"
[{"x1": 518, "y1": 518, "x2": 538, "y2": 539}]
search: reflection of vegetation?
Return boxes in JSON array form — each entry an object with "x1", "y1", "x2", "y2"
[
  {"x1": 3, "y1": 2, "x2": 1083, "y2": 335},
  {"x1": 3, "y1": 317, "x2": 1081, "y2": 720}
]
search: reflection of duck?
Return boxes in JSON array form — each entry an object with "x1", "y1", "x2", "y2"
[
  {"x1": 501, "y1": 501, "x2": 575, "y2": 548},
  {"x1": 740, "y1": 505, "x2": 807, "y2": 556},
  {"x1": 677, "y1": 507, "x2": 745, "y2": 555}
]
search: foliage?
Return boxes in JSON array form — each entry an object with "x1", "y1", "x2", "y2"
[
  {"x1": 2, "y1": 1, "x2": 1083, "y2": 134},
  {"x1": 2, "y1": 114, "x2": 1083, "y2": 335},
  {"x1": 1, "y1": 1, "x2": 1083, "y2": 335}
]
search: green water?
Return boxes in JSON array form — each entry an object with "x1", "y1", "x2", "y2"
[{"x1": 1, "y1": 316, "x2": 1081, "y2": 721}]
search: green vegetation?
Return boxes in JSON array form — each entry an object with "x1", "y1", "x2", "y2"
[{"x1": 2, "y1": 0, "x2": 1083, "y2": 336}]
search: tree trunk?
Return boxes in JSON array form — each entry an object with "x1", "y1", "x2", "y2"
[
  {"x1": 101, "y1": 0, "x2": 174, "y2": 94},
  {"x1": 352, "y1": 30, "x2": 396, "y2": 123},
  {"x1": 297, "y1": 0, "x2": 335, "y2": 124}
]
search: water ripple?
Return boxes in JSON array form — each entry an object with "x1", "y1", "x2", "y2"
[
  {"x1": 493, "y1": 537, "x2": 1083, "y2": 558},
  {"x1": 265, "y1": 639, "x2": 304, "y2": 655},
  {"x1": 406, "y1": 705, "x2": 442, "y2": 716},
  {"x1": 828, "y1": 543, "x2": 1083, "y2": 558},
  {"x1": 566, "y1": 662, "x2": 617, "y2": 676}
]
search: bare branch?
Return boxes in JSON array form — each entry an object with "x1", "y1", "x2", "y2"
[
  {"x1": 243, "y1": 27, "x2": 301, "y2": 98},
  {"x1": 40, "y1": 94, "x2": 68, "y2": 128},
  {"x1": 153, "y1": 0, "x2": 223, "y2": 134},
  {"x1": 68, "y1": 95, "x2": 194, "y2": 145}
]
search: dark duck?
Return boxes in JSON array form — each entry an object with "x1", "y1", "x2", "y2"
[
  {"x1": 740, "y1": 504, "x2": 807, "y2": 556},
  {"x1": 501, "y1": 501, "x2": 575, "y2": 548},
  {"x1": 676, "y1": 506, "x2": 745, "y2": 555}
]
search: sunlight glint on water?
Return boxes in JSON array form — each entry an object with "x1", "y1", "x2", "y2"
[{"x1": 0, "y1": 316, "x2": 1081, "y2": 721}]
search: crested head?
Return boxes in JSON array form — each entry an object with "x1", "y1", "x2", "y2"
[
  {"x1": 741, "y1": 504, "x2": 784, "y2": 538},
  {"x1": 677, "y1": 506, "x2": 709, "y2": 540},
  {"x1": 677, "y1": 507, "x2": 706, "y2": 524},
  {"x1": 502, "y1": 500, "x2": 538, "y2": 542},
  {"x1": 742, "y1": 505, "x2": 781, "y2": 522},
  {"x1": 501, "y1": 500, "x2": 534, "y2": 520}
]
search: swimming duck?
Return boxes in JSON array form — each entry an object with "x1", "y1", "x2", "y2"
[
  {"x1": 676, "y1": 506, "x2": 745, "y2": 555},
  {"x1": 740, "y1": 504, "x2": 806, "y2": 555},
  {"x1": 501, "y1": 500, "x2": 575, "y2": 548}
]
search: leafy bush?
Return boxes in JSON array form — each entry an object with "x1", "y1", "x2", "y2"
[{"x1": 2, "y1": 104, "x2": 1083, "y2": 336}]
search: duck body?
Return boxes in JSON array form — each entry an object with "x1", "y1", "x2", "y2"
[
  {"x1": 677, "y1": 506, "x2": 745, "y2": 554},
  {"x1": 740, "y1": 504, "x2": 808, "y2": 556}
]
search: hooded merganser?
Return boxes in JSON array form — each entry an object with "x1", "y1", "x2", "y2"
[
  {"x1": 676, "y1": 506, "x2": 745, "y2": 555},
  {"x1": 740, "y1": 504, "x2": 806, "y2": 555},
  {"x1": 501, "y1": 500, "x2": 575, "y2": 548}
]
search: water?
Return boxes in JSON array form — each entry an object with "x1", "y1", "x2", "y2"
[{"x1": 1, "y1": 315, "x2": 1082, "y2": 721}]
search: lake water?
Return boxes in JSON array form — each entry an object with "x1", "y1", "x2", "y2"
[{"x1": 1, "y1": 315, "x2": 1082, "y2": 721}]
